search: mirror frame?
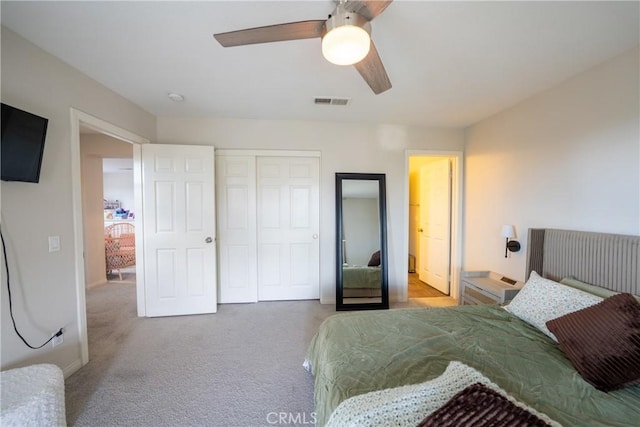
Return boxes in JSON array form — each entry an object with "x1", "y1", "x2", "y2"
[{"x1": 336, "y1": 173, "x2": 389, "y2": 311}]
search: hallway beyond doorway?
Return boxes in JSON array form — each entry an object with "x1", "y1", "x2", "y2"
[
  {"x1": 408, "y1": 273, "x2": 447, "y2": 298},
  {"x1": 106, "y1": 266, "x2": 135, "y2": 284}
]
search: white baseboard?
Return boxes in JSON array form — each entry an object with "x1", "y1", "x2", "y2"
[
  {"x1": 62, "y1": 358, "x2": 84, "y2": 379},
  {"x1": 86, "y1": 279, "x2": 107, "y2": 289}
]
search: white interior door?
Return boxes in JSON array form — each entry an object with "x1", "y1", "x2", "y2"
[
  {"x1": 216, "y1": 155, "x2": 258, "y2": 303},
  {"x1": 142, "y1": 144, "x2": 217, "y2": 316},
  {"x1": 418, "y1": 158, "x2": 451, "y2": 294},
  {"x1": 257, "y1": 157, "x2": 319, "y2": 301}
]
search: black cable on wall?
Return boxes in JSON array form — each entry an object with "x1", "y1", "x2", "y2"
[{"x1": 1, "y1": 225, "x2": 63, "y2": 349}]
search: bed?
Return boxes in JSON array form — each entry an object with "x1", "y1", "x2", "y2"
[
  {"x1": 342, "y1": 265, "x2": 382, "y2": 297},
  {"x1": 306, "y1": 228, "x2": 640, "y2": 426}
]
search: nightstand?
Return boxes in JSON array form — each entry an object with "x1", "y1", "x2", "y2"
[{"x1": 461, "y1": 271, "x2": 524, "y2": 305}]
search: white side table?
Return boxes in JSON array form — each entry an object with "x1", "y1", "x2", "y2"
[{"x1": 461, "y1": 271, "x2": 524, "y2": 305}]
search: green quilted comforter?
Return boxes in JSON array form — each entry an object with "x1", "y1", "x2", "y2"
[
  {"x1": 305, "y1": 305, "x2": 640, "y2": 426},
  {"x1": 342, "y1": 266, "x2": 381, "y2": 289}
]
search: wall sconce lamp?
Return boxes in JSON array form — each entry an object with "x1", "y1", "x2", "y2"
[{"x1": 501, "y1": 225, "x2": 521, "y2": 258}]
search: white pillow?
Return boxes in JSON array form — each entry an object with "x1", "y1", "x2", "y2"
[
  {"x1": 325, "y1": 361, "x2": 559, "y2": 427},
  {"x1": 504, "y1": 271, "x2": 602, "y2": 341}
]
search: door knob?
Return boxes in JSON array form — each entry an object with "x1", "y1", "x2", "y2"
[
  {"x1": 205, "y1": 237, "x2": 213, "y2": 243},
  {"x1": 418, "y1": 228, "x2": 424, "y2": 233},
  {"x1": 312, "y1": 234, "x2": 318, "y2": 239}
]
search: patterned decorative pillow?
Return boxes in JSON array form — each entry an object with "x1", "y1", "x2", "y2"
[
  {"x1": 504, "y1": 271, "x2": 602, "y2": 341},
  {"x1": 546, "y1": 293, "x2": 640, "y2": 392},
  {"x1": 325, "y1": 361, "x2": 559, "y2": 427}
]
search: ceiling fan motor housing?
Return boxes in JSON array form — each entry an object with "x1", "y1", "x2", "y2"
[
  {"x1": 322, "y1": 5, "x2": 372, "y2": 65},
  {"x1": 323, "y1": 9, "x2": 371, "y2": 37}
]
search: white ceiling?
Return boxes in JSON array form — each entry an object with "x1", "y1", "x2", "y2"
[{"x1": 2, "y1": 1, "x2": 638, "y2": 128}]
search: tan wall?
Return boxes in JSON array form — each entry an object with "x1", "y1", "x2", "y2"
[
  {"x1": 0, "y1": 28, "x2": 155, "y2": 374},
  {"x1": 463, "y1": 47, "x2": 640, "y2": 281}
]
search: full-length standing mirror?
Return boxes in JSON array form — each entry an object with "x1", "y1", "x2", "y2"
[{"x1": 336, "y1": 173, "x2": 389, "y2": 310}]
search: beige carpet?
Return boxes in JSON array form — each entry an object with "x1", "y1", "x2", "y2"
[
  {"x1": 65, "y1": 278, "x2": 448, "y2": 426},
  {"x1": 66, "y1": 281, "x2": 339, "y2": 426}
]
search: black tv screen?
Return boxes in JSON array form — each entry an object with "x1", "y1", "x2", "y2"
[{"x1": 1, "y1": 103, "x2": 48, "y2": 183}]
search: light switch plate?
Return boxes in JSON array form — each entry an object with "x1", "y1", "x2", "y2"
[{"x1": 48, "y1": 236, "x2": 60, "y2": 252}]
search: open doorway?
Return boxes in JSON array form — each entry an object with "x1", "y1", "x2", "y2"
[
  {"x1": 102, "y1": 157, "x2": 136, "y2": 282},
  {"x1": 406, "y1": 152, "x2": 462, "y2": 305},
  {"x1": 80, "y1": 140, "x2": 138, "y2": 369},
  {"x1": 70, "y1": 108, "x2": 148, "y2": 366},
  {"x1": 81, "y1": 134, "x2": 136, "y2": 287}
]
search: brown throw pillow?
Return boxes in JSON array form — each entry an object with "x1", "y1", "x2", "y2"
[
  {"x1": 418, "y1": 382, "x2": 550, "y2": 427},
  {"x1": 367, "y1": 250, "x2": 380, "y2": 267},
  {"x1": 546, "y1": 293, "x2": 640, "y2": 392}
]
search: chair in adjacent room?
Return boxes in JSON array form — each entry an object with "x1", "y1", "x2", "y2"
[{"x1": 104, "y1": 222, "x2": 136, "y2": 280}]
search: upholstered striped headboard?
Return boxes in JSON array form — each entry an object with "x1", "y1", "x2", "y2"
[{"x1": 526, "y1": 228, "x2": 640, "y2": 295}]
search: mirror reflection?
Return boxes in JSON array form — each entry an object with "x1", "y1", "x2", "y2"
[{"x1": 336, "y1": 173, "x2": 388, "y2": 310}]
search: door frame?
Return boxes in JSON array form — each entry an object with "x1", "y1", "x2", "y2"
[
  {"x1": 403, "y1": 150, "x2": 463, "y2": 302},
  {"x1": 70, "y1": 108, "x2": 149, "y2": 366}
]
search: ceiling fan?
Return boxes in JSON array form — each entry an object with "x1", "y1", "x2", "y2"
[{"x1": 213, "y1": 0, "x2": 393, "y2": 95}]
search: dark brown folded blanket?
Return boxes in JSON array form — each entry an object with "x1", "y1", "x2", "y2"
[{"x1": 417, "y1": 383, "x2": 550, "y2": 427}]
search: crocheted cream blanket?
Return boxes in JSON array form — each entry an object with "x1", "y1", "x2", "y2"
[{"x1": 326, "y1": 361, "x2": 560, "y2": 427}]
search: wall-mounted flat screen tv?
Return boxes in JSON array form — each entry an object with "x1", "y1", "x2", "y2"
[{"x1": 1, "y1": 103, "x2": 49, "y2": 183}]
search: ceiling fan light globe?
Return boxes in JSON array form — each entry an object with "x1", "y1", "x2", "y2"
[{"x1": 322, "y1": 25, "x2": 371, "y2": 66}]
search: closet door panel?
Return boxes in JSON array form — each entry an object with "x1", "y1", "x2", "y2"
[
  {"x1": 216, "y1": 156, "x2": 258, "y2": 303},
  {"x1": 257, "y1": 157, "x2": 320, "y2": 301}
]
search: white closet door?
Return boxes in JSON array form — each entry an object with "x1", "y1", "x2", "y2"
[
  {"x1": 216, "y1": 156, "x2": 258, "y2": 303},
  {"x1": 257, "y1": 157, "x2": 320, "y2": 301},
  {"x1": 142, "y1": 144, "x2": 217, "y2": 316}
]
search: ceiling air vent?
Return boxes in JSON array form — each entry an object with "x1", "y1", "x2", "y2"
[{"x1": 314, "y1": 97, "x2": 351, "y2": 106}]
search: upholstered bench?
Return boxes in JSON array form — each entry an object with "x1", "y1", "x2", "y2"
[{"x1": 0, "y1": 364, "x2": 66, "y2": 426}]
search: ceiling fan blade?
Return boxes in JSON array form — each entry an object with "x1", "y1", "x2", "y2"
[
  {"x1": 354, "y1": 41, "x2": 392, "y2": 94},
  {"x1": 214, "y1": 20, "x2": 325, "y2": 47},
  {"x1": 344, "y1": 0, "x2": 393, "y2": 21}
]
